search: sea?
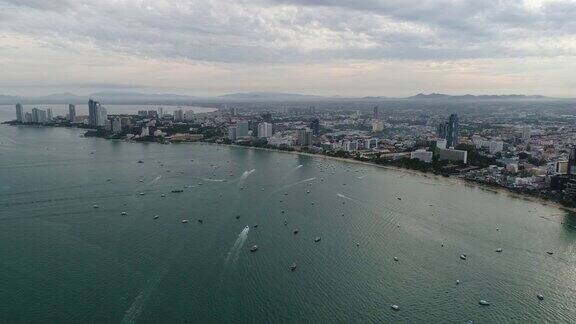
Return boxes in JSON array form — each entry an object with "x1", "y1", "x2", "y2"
[{"x1": 1, "y1": 106, "x2": 576, "y2": 323}]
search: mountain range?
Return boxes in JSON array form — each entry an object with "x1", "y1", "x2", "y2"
[
  {"x1": 406, "y1": 93, "x2": 549, "y2": 100},
  {"x1": 0, "y1": 91, "x2": 559, "y2": 105}
]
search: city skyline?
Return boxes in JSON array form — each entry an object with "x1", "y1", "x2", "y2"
[{"x1": 1, "y1": 0, "x2": 576, "y2": 97}]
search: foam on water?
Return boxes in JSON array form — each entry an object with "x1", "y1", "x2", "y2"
[{"x1": 224, "y1": 226, "x2": 250, "y2": 266}]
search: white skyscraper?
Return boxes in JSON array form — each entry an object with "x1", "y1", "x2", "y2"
[{"x1": 258, "y1": 122, "x2": 273, "y2": 138}]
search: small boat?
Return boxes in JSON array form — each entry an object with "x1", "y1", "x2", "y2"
[
  {"x1": 284, "y1": 219, "x2": 288, "y2": 225},
  {"x1": 137, "y1": 160, "x2": 144, "y2": 163},
  {"x1": 250, "y1": 245, "x2": 259, "y2": 252},
  {"x1": 93, "y1": 204, "x2": 99, "y2": 209},
  {"x1": 456, "y1": 280, "x2": 460, "y2": 285},
  {"x1": 139, "y1": 192, "x2": 145, "y2": 196},
  {"x1": 181, "y1": 219, "x2": 188, "y2": 223},
  {"x1": 281, "y1": 210, "x2": 285, "y2": 214},
  {"x1": 495, "y1": 248, "x2": 503, "y2": 253},
  {"x1": 479, "y1": 300, "x2": 490, "y2": 306},
  {"x1": 537, "y1": 294, "x2": 544, "y2": 301},
  {"x1": 253, "y1": 224, "x2": 258, "y2": 228},
  {"x1": 198, "y1": 219, "x2": 203, "y2": 224},
  {"x1": 106, "y1": 178, "x2": 112, "y2": 182},
  {"x1": 397, "y1": 197, "x2": 401, "y2": 200},
  {"x1": 289, "y1": 263, "x2": 297, "y2": 272},
  {"x1": 393, "y1": 257, "x2": 399, "y2": 262},
  {"x1": 171, "y1": 189, "x2": 183, "y2": 193},
  {"x1": 460, "y1": 254, "x2": 467, "y2": 260},
  {"x1": 293, "y1": 229, "x2": 299, "y2": 234},
  {"x1": 314, "y1": 236, "x2": 321, "y2": 243},
  {"x1": 235, "y1": 215, "x2": 240, "y2": 219},
  {"x1": 153, "y1": 215, "x2": 159, "y2": 219},
  {"x1": 139, "y1": 179, "x2": 144, "y2": 183},
  {"x1": 547, "y1": 251, "x2": 554, "y2": 255},
  {"x1": 121, "y1": 211, "x2": 127, "y2": 216},
  {"x1": 356, "y1": 242, "x2": 360, "y2": 247},
  {"x1": 391, "y1": 304, "x2": 400, "y2": 311}
]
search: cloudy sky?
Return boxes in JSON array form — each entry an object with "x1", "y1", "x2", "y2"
[{"x1": 1, "y1": 0, "x2": 575, "y2": 97}]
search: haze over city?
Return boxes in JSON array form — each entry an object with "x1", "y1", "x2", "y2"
[{"x1": 1, "y1": 0, "x2": 576, "y2": 97}]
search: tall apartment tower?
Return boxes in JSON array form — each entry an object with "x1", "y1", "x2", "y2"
[
  {"x1": 15, "y1": 103, "x2": 23, "y2": 122},
  {"x1": 69, "y1": 104, "x2": 76, "y2": 123}
]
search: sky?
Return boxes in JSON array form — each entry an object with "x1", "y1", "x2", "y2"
[{"x1": 0, "y1": 0, "x2": 575, "y2": 97}]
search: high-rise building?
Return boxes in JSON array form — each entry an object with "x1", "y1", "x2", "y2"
[
  {"x1": 568, "y1": 147, "x2": 576, "y2": 175},
  {"x1": 236, "y1": 121, "x2": 249, "y2": 138},
  {"x1": 438, "y1": 114, "x2": 459, "y2": 148},
  {"x1": 258, "y1": 122, "x2": 273, "y2": 138},
  {"x1": 88, "y1": 99, "x2": 106, "y2": 127},
  {"x1": 112, "y1": 117, "x2": 122, "y2": 133},
  {"x1": 297, "y1": 128, "x2": 313, "y2": 147},
  {"x1": 15, "y1": 103, "x2": 23, "y2": 122},
  {"x1": 437, "y1": 123, "x2": 447, "y2": 139},
  {"x1": 98, "y1": 106, "x2": 107, "y2": 127},
  {"x1": 228, "y1": 125, "x2": 237, "y2": 141},
  {"x1": 68, "y1": 104, "x2": 76, "y2": 123},
  {"x1": 446, "y1": 114, "x2": 459, "y2": 148},
  {"x1": 31, "y1": 108, "x2": 47, "y2": 123},
  {"x1": 46, "y1": 108, "x2": 53, "y2": 121},
  {"x1": 173, "y1": 109, "x2": 184, "y2": 122},
  {"x1": 185, "y1": 110, "x2": 195, "y2": 121},
  {"x1": 522, "y1": 125, "x2": 531, "y2": 143},
  {"x1": 310, "y1": 118, "x2": 320, "y2": 136},
  {"x1": 373, "y1": 106, "x2": 379, "y2": 119},
  {"x1": 24, "y1": 112, "x2": 32, "y2": 123}
]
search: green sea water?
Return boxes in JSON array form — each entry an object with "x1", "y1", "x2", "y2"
[{"x1": 1, "y1": 115, "x2": 576, "y2": 323}]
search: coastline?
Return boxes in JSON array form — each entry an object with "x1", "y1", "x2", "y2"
[
  {"x1": 3, "y1": 121, "x2": 573, "y2": 213},
  {"x1": 207, "y1": 142, "x2": 576, "y2": 213}
]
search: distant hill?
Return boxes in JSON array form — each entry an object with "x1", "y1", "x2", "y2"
[
  {"x1": 407, "y1": 93, "x2": 549, "y2": 100},
  {"x1": 89, "y1": 92, "x2": 197, "y2": 104},
  {"x1": 219, "y1": 92, "x2": 324, "y2": 101}
]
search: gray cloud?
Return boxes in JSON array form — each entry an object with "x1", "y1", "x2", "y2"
[{"x1": 0, "y1": 0, "x2": 575, "y2": 64}]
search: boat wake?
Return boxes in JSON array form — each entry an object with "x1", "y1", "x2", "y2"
[
  {"x1": 337, "y1": 193, "x2": 357, "y2": 202},
  {"x1": 201, "y1": 178, "x2": 225, "y2": 182},
  {"x1": 149, "y1": 175, "x2": 162, "y2": 185},
  {"x1": 121, "y1": 276, "x2": 163, "y2": 324},
  {"x1": 240, "y1": 169, "x2": 255, "y2": 180},
  {"x1": 224, "y1": 226, "x2": 250, "y2": 266}
]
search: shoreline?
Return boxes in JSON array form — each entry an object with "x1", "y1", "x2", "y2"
[
  {"x1": 208, "y1": 142, "x2": 576, "y2": 213},
  {"x1": 3, "y1": 122, "x2": 573, "y2": 213}
]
